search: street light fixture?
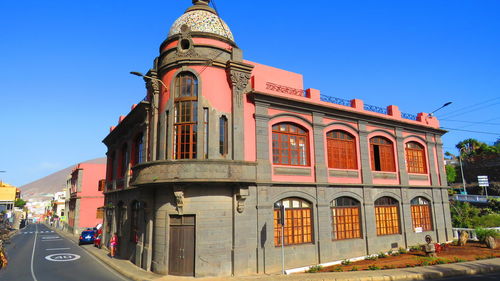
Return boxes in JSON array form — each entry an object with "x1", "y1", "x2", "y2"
[
  {"x1": 129, "y1": 71, "x2": 167, "y2": 89},
  {"x1": 429, "y1": 102, "x2": 452, "y2": 117}
]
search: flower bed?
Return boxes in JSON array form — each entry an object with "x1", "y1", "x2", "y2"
[{"x1": 307, "y1": 242, "x2": 500, "y2": 273}]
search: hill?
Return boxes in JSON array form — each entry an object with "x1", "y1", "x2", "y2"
[{"x1": 19, "y1": 157, "x2": 106, "y2": 200}]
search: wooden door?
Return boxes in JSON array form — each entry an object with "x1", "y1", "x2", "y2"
[{"x1": 168, "y1": 215, "x2": 195, "y2": 276}]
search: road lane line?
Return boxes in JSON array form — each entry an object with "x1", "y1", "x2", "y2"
[
  {"x1": 46, "y1": 248, "x2": 71, "y2": 251},
  {"x1": 30, "y1": 224, "x2": 39, "y2": 281}
]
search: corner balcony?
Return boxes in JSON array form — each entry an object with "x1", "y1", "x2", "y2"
[{"x1": 130, "y1": 159, "x2": 257, "y2": 186}]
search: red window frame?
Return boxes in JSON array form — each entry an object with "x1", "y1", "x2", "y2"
[
  {"x1": 410, "y1": 197, "x2": 433, "y2": 231},
  {"x1": 405, "y1": 142, "x2": 427, "y2": 174},
  {"x1": 274, "y1": 198, "x2": 313, "y2": 246},
  {"x1": 331, "y1": 197, "x2": 362, "y2": 240},
  {"x1": 272, "y1": 123, "x2": 310, "y2": 166},
  {"x1": 326, "y1": 130, "x2": 357, "y2": 169},
  {"x1": 173, "y1": 73, "x2": 198, "y2": 160},
  {"x1": 370, "y1": 137, "x2": 396, "y2": 172},
  {"x1": 374, "y1": 197, "x2": 401, "y2": 236}
]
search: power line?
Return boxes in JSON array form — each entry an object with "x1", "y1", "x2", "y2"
[
  {"x1": 439, "y1": 97, "x2": 500, "y2": 119},
  {"x1": 441, "y1": 127, "x2": 500, "y2": 135},
  {"x1": 440, "y1": 118, "x2": 500, "y2": 125}
]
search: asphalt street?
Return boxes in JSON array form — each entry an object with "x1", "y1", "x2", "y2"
[
  {"x1": 0, "y1": 223, "x2": 130, "y2": 281},
  {"x1": 432, "y1": 271, "x2": 500, "y2": 281}
]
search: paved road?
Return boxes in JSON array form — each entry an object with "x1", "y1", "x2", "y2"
[{"x1": 0, "y1": 223, "x2": 129, "y2": 281}]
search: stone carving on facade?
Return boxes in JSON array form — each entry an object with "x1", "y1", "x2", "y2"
[
  {"x1": 229, "y1": 70, "x2": 251, "y2": 106},
  {"x1": 174, "y1": 24, "x2": 199, "y2": 58},
  {"x1": 173, "y1": 186, "x2": 185, "y2": 215},
  {"x1": 235, "y1": 187, "x2": 249, "y2": 213}
]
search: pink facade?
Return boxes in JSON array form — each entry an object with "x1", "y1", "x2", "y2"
[{"x1": 68, "y1": 163, "x2": 106, "y2": 233}]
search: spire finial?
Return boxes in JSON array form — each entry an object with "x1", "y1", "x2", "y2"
[{"x1": 192, "y1": 0, "x2": 210, "y2": 5}]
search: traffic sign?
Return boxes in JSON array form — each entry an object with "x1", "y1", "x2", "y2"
[{"x1": 478, "y1": 175, "x2": 489, "y2": 187}]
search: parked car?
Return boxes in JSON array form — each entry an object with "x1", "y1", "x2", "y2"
[
  {"x1": 79, "y1": 229, "x2": 95, "y2": 245},
  {"x1": 94, "y1": 228, "x2": 102, "y2": 248}
]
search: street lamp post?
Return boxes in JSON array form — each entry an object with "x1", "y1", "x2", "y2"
[
  {"x1": 130, "y1": 71, "x2": 167, "y2": 89},
  {"x1": 458, "y1": 147, "x2": 467, "y2": 195}
]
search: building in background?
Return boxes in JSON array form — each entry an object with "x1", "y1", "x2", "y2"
[
  {"x1": 0, "y1": 182, "x2": 18, "y2": 212},
  {"x1": 102, "y1": 0, "x2": 452, "y2": 277},
  {"x1": 50, "y1": 191, "x2": 66, "y2": 228},
  {"x1": 66, "y1": 162, "x2": 106, "y2": 234}
]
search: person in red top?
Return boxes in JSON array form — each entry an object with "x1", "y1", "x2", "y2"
[{"x1": 109, "y1": 233, "x2": 118, "y2": 258}]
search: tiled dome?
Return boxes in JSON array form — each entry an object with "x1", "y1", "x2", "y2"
[{"x1": 168, "y1": 9, "x2": 234, "y2": 41}]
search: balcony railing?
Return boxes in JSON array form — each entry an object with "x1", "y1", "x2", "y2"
[{"x1": 320, "y1": 95, "x2": 351, "y2": 107}]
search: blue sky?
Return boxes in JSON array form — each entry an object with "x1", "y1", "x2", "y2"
[{"x1": 0, "y1": 0, "x2": 499, "y2": 187}]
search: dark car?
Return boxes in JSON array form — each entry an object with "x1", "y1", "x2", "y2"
[{"x1": 79, "y1": 229, "x2": 95, "y2": 245}]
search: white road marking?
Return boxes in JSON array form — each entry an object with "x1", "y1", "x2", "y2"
[
  {"x1": 30, "y1": 224, "x2": 39, "y2": 281},
  {"x1": 46, "y1": 248, "x2": 71, "y2": 251},
  {"x1": 41, "y1": 236, "x2": 61, "y2": 239},
  {"x1": 45, "y1": 253, "x2": 81, "y2": 262},
  {"x1": 41, "y1": 239, "x2": 63, "y2": 241}
]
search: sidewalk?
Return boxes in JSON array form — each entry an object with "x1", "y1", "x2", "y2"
[{"x1": 50, "y1": 226, "x2": 500, "y2": 281}]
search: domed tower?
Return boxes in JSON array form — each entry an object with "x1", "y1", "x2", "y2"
[{"x1": 144, "y1": 0, "x2": 254, "y2": 163}]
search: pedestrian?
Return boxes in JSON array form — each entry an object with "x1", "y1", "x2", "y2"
[{"x1": 109, "y1": 232, "x2": 118, "y2": 258}]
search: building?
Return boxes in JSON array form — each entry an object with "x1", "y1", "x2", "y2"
[
  {"x1": 102, "y1": 0, "x2": 452, "y2": 277},
  {"x1": 0, "y1": 182, "x2": 18, "y2": 212},
  {"x1": 50, "y1": 191, "x2": 66, "y2": 228},
  {"x1": 66, "y1": 163, "x2": 106, "y2": 234}
]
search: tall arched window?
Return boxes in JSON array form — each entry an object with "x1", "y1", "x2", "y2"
[
  {"x1": 107, "y1": 152, "x2": 115, "y2": 182},
  {"x1": 273, "y1": 198, "x2": 312, "y2": 246},
  {"x1": 173, "y1": 72, "x2": 198, "y2": 159},
  {"x1": 405, "y1": 142, "x2": 427, "y2": 174},
  {"x1": 370, "y1": 137, "x2": 396, "y2": 172},
  {"x1": 331, "y1": 197, "x2": 362, "y2": 240},
  {"x1": 272, "y1": 123, "x2": 309, "y2": 166},
  {"x1": 411, "y1": 197, "x2": 433, "y2": 231},
  {"x1": 374, "y1": 196, "x2": 400, "y2": 236},
  {"x1": 327, "y1": 130, "x2": 357, "y2": 169},
  {"x1": 219, "y1": 116, "x2": 228, "y2": 156},
  {"x1": 132, "y1": 133, "x2": 144, "y2": 166},
  {"x1": 119, "y1": 143, "x2": 128, "y2": 179}
]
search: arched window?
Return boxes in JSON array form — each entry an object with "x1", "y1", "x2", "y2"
[
  {"x1": 327, "y1": 130, "x2": 357, "y2": 169},
  {"x1": 119, "y1": 143, "x2": 129, "y2": 179},
  {"x1": 405, "y1": 142, "x2": 427, "y2": 174},
  {"x1": 273, "y1": 198, "x2": 312, "y2": 246},
  {"x1": 331, "y1": 197, "x2": 362, "y2": 240},
  {"x1": 370, "y1": 137, "x2": 396, "y2": 172},
  {"x1": 272, "y1": 123, "x2": 309, "y2": 166},
  {"x1": 173, "y1": 72, "x2": 198, "y2": 159},
  {"x1": 219, "y1": 116, "x2": 228, "y2": 156},
  {"x1": 374, "y1": 196, "x2": 400, "y2": 236},
  {"x1": 107, "y1": 152, "x2": 115, "y2": 182},
  {"x1": 411, "y1": 197, "x2": 433, "y2": 231},
  {"x1": 132, "y1": 133, "x2": 144, "y2": 166}
]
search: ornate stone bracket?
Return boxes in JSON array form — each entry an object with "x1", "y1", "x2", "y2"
[
  {"x1": 174, "y1": 24, "x2": 199, "y2": 58},
  {"x1": 227, "y1": 61, "x2": 254, "y2": 107},
  {"x1": 173, "y1": 186, "x2": 185, "y2": 215},
  {"x1": 235, "y1": 187, "x2": 249, "y2": 213}
]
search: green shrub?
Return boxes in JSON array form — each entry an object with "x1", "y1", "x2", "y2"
[
  {"x1": 331, "y1": 266, "x2": 343, "y2": 272},
  {"x1": 410, "y1": 245, "x2": 422, "y2": 251},
  {"x1": 368, "y1": 265, "x2": 380, "y2": 270},
  {"x1": 398, "y1": 247, "x2": 408, "y2": 254},
  {"x1": 406, "y1": 264, "x2": 414, "y2": 268},
  {"x1": 365, "y1": 255, "x2": 378, "y2": 261},
  {"x1": 383, "y1": 265, "x2": 395, "y2": 270},
  {"x1": 453, "y1": 257, "x2": 466, "y2": 263},
  {"x1": 350, "y1": 266, "x2": 358, "y2": 271},
  {"x1": 475, "y1": 228, "x2": 500, "y2": 242},
  {"x1": 435, "y1": 258, "x2": 449, "y2": 264},
  {"x1": 306, "y1": 265, "x2": 323, "y2": 273},
  {"x1": 378, "y1": 252, "x2": 388, "y2": 258},
  {"x1": 341, "y1": 259, "x2": 351, "y2": 265},
  {"x1": 472, "y1": 214, "x2": 500, "y2": 228},
  {"x1": 391, "y1": 251, "x2": 401, "y2": 256}
]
